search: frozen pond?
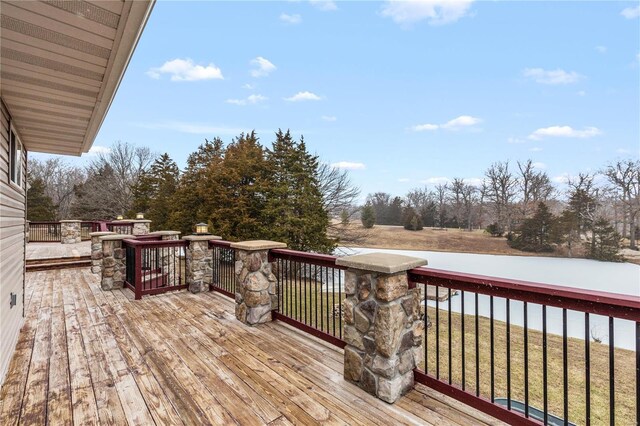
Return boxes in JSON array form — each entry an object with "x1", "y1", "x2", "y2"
[{"x1": 338, "y1": 247, "x2": 640, "y2": 350}]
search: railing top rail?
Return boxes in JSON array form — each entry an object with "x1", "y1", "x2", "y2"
[
  {"x1": 122, "y1": 238, "x2": 187, "y2": 247},
  {"x1": 409, "y1": 266, "x2": 640, "y2": 321},
  {"x1": 269, "y1": 248, "x2": 346, "y2": 270},
  {"x1": 209, "y1": 240, "x2": 233, "y2": 249},
  {"x1": 28, "y1": 221, "x2": 62, "y2": 224}
]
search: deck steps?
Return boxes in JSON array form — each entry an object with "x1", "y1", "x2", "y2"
[{"x1": 26, "y1": 255, "x2": 92, "y2": 271}]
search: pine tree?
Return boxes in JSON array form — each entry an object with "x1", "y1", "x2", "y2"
[
  {"x1": 27, "y1": 177, "x2": 57, "y2": 221},
  {"x1": 402, "y1": 207, "x2": 423, "y2": 231},
  {"x1": 509, "y1": 202, "x2": 555, "y2": 252},
  {"x1": 132, "y1": 153, "x2": 179, "y2": 231},
  {"x1": 264, "y1": 130, "x2": 334, "y2": 253},
  {"x1": 361, "y1": 204, "x2": 375, "y2": 228},
  {"x1": 585, "y1": 218, "x2": 623, "y2": 262}
]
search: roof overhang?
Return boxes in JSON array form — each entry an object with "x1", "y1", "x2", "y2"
[{"x1": 0, "y1": 0, "x2": 154, "y2": 156}]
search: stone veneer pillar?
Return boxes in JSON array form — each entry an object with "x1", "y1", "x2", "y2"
[
  {"x1": 231, "y1": 240, "x2": 287, "y2": 326},
  {"x1": 335, "y1": 252, "x2": 428, "y2": 404},
  {"x1": 100, "y1": 234, "x2": 134, "y2": 290},
  {"x1": 60, "y1": 220, "x2": 81, "y2": 244},
  {"x1": 89, "y1": 231, "x2": 115, "y2": 274},
  {"x1": 131, "y1": 220, "x2": 152, "y2": 236},
  {"x1": 183, "y1": 234, "x2": 221, "y2": 294}
]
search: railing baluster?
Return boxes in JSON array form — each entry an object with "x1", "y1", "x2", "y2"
[
  {"x1": 507, "y1": 298, "x2": 511, "y2": 411},
  {"x1": 436, "y1": 284, "x2": 440, "y2": 380},
  {"x1": 448, "y1": 287, "x2": 452, "y2": 385},
  {"x1": 609, "y1": 316, "x2": 615, "y2": 426},
  {"x1": 425, "y1": 282, "x2": 429, "y2": 376},
  {"x1": 475, "y1": 292, "x2": 479, "y2": 398},
  {"x1": 636, "y1": 321, "x2": 639, "y2": 426},
  {"x1": 461, "y1": 290, "x2": 465, "y2": 391},
  {"x1": 543, "y1": 305, "x2": 548, "y2": 425},
  {"x1": 585, "y1": 312, "x2": 590, "y2": 426},
  {"x1": 490, "y1": 295, "x2": 494, "y2": 403},
  {"x1": 563, "y1": 308, "x2": 568, "y2": 426},
  {"x1": 524, "y1": 301, "x2": 529, "y2": 418}
]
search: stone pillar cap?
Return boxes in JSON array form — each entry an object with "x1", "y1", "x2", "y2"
[
  {"x1": 336, "y1": 252, "x2": 427, "y2": 274},
  {"x1": 182, "y1": 235, "x2": 222, "y2": 241},
  {"x1": 148, "y1": 230, "x2": 181, "y2": 236},
  {"x1": 130, "y1": 219, "x2": 152, "y2": 223},
  {"x1": 230, "y1": 240, "x2": 287, "y2": 251},
  {"x1": 90, "y1": 231, "x2": 115, "y2": 237},
  {"x1": 99, "y1": 234, "x2": 135, "y2": 241},
  {"x1": 60, "y1": 219, "x2": 82, "y2": 222}
]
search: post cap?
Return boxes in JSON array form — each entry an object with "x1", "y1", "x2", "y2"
[
  {"x1": 230, "y1": 240, "x2": 287, "y2": 251},
  {"x1": 336, "y1": 252, "x2": 428, "y2": 274}
]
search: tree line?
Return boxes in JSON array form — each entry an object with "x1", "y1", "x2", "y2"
[
  {"x1": 27, "y1": 132, "x2": 360, "y2": 254},
  {"x1": 359, "y1": 159, "x2": 639, "y2": 262}
]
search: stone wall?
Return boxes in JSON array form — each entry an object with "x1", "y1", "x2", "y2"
[
  {"x1": 184, "y1": 235, "x2": 221, "y2": 294},
  {"x1": 132, "y1": 220, "x2": 151, "y2": 236},
  {"x1": 231, "y1": 240, "x2": 286, "y2": 326},
  {"x1": 336, "y1": 252, "x2": 427, "y2": 404},
  {"x1": 100, "y1": 235, "x2": 133, "y2": 291},
  {"x1": 60, "y1": 220, "x2": 81, "y2": 244},
  {"x1": 90, "y1": 232, "x2": 115, "y2": 274}
]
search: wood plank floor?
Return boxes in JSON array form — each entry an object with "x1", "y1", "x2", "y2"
[
  {"x1": 0, "y1": 268, "x2": 505, "y2": 425},
  {"x1": 26, "y1": 242, "x2": 91, "y2": 261}
]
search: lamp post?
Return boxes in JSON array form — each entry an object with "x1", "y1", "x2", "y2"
[
  {"x1": 195, "y1": 223, "x2": 209, "y2": 235},
  {"x1": 116, "y1": 215, "x2": 124, "y2": 220},
  {"x1": 136, "y1": 212, "x2": 144, "y2": 219}
]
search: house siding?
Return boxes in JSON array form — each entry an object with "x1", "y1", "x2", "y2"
[{"x1": 0, "y1": 99, "x2": 27, "y2": 385}]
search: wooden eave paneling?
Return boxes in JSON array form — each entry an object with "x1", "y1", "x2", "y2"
[{"x1": 0, "y1": 0, "x2": 154, "y2": 156}]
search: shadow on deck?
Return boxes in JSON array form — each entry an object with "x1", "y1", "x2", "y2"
[{"x1": 0, "y1": 268, "x2": 504, "y2": 425}]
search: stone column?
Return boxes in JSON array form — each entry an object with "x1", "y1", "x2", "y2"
[
  {"x1": 60, "y1": 220, "x2": 81, "y2": 244},
  {"x1": 335, "y1": 252, "x2": 428, "y2": 404},
  {"x1": 131, "y1": 220, "x2": 152, "y2": 236},
  {"x1": 90, "y1": 231, "x2": 115, "y2": 274},
  {"x1": 231, "y1": 240, "x2": 286, "y2": 326},
  {"x1": 183, "y1": 235, "x2": 221, "y2": 294},
  {"x1": 100, "y1": 234, "x2": 134, "y2": 291}
]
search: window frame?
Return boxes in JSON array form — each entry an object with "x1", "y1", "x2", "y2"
[{"x1": 9, "y1": 123, "x2": 24, "y2": 189}]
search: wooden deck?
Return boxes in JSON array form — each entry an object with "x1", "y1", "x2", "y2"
[
  {"x1": 26, "y1": 241, "x2": 91, "y2": 261},
  {"x1": 0, "y1": 268, "x2": 504, "y2": 425}
]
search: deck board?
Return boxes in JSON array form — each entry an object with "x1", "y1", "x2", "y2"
[{"x1": 1, "y1": 268, "x2": 506, "y2": 425}]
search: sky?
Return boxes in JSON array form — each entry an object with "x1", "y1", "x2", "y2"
[{"x1": 33, "y1": 0, "x2": 640, "y2": 200}]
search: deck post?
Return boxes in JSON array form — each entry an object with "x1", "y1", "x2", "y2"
[
  {"x1": 230, "y1": 240, "x2": 287, "y2": 326},
  {"x1": 336, "y1": 252, "x2": 428, "y2": 404},
  {"x1": 183, "y1": 234, "x2": 221, "y2": 293},
  {"x1": 89, "y1": 231, "x2": 115, "y2": 274},
  {"x1": 60, "y1": 220, "x2": 81, "y2": 244},
  {"x1": 99, "y1": 234, "x2": 134, "y2": 291}
]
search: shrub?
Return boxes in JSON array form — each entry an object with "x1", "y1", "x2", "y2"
[
  {"x1": 485, "y1": 222, "x2": 504, "y2": 237},
  {"x1": 402, "y1": 207, "x2": 423, "y2": 231},
  {"x1": 361, "y1": 204, "x2": 375, "y2": 228}
]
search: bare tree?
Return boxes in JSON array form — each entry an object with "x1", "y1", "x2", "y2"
[
  {"x1": 517, "y1": 160, "x2": 554, "y2": 220},
  {"x1": 434, "y1": 183, "x2": 448, "y2": 228},
  {"x1": 460, "y1": 182, "x2": 480, "y2": 231},
  {"x1": 88, "y1": 141, "x2": 154, "y2": 216},
  {"x1": 483, "y1": 161, "x2": 518, "y2": 234},
  {"x1": 603, "y1": 160, "x2": 640, "y2": 249},
  {"x1": 449, "y1": 178, "x2": 465, "y2": 227},
  {"x1": 27, "y1": 158, "x2": 85, "y2": 219}
]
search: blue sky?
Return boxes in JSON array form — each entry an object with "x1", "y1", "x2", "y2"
[{"x1": 35, "y1": 0, "x2": 640, "y2": 200}]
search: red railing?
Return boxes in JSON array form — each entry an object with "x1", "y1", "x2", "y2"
[
  {"x1": 28, "y1": 220, "x2": 100, "y2": 242},
  {"x1": 80, "y1": 221, "x2": 100, "y2": 240},
  {"x1": 209, "y1": 240, "x2": 236, "y2": 298},
  {"x1": 107, "y1": 221, "x2": 134, "y2": 235},
  {"x1": 408, "y1": 267, "x2": 640, "y2": 426},
  {"x1": 123, "y1": 238, "x2": 188, "y2": 300}
]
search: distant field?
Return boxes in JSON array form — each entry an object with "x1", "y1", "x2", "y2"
[{"x1": 332, "y1": 223, "x2": 640, "y2": 265}]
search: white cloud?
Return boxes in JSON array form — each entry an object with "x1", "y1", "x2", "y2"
[
  {"x1": 412, "y1": 115, "x2": 482, "y2": 132},
  {"x1": 465, "y1": 177, "x2": 484, "y2": 187},
  {"x1": 398, "y1": 178, "x2": 410, "y2": 183},
  {"x1": 595, "y1": 45, "x2": 607, "y2": 53},
  {"x1": 529, "y1": 125, "x2": 602, "y2": 140},
  {"x1": 310, "y1": 0, "x2": 337, "y2": 11},
  {"x1": 321, "y1": 115, "x2": 337, "y2": 122},
  {"x1": 552, "y1": 173, "x2": 572, "y2": 184},
  {"x1": 441, "y1": 115, "x2": 482, "y2": 129},
  {"x1": 242, "y1": 83, "x2": 255, "y2": 90},
  {"x1": 87, "y1": 145, "x2": 111, "y2": 156},
  {"x1": 137, "y1": 121, "x2": 252, "y2": 135},
  {"x1": 284, "y1": 91, "x2": 323, "y2": 102},
  {"x1": 331, "y1": 161, "x2": 365, "y2": 170},
  {"x1": 280, "y1": 13, "x2": 302, "y2": 24},
  {"x1": 381, "y1": 0, "x2": 475, "y2": 26},
  {"x1": 621, "y1": 5, "x2": 640, "y2": 19},
  {"x1": 147, "y1": 58, "x2": 223, "y2": 81},
  {"x1": 250, "y1": 57, "x2": 277, "y2": 78},
  {"x1": 412, "y1": 123, "x2": 440, "y2": 132},
  {"x1": 529, "y1": 147, "x2": 543, "y2": 152},
  {"x1": 420, "y1": 177, "x2": 450, "y2": 185},
  {"x1": 522, "y1": 68, "x2": 583, "y2": 85},
  {"x1": 532, "y1": 162, "x2": 546, "y2": 170},
  {"x1": 577, "y1": 90, "x2": 587, "y2": 96},
  {"x1": 226, "y1": 94, "x2": 268, "y2": 106}
]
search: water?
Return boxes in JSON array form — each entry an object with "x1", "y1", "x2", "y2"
[{"x1": 338, "y1": 247, "x2": 640, "y2": 350}]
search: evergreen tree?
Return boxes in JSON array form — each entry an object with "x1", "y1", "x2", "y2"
[
  {"x1": 340, "y1": 209, "x2": 349, "y2": 226},
  {"x1": 585, "y1": 218, "x2": 623, "y2": 262},
  {"x1": 169, "y1": 139, "x2": 225, "y2": 235},
  {"x1": 27, "y1": 177, "x2": 57, "y2": 221},
  {"x1": 361, "y1": 204, "x2": 375, "y2": 228},
  {"x1": 509, "y1": 202, "x2": 555, "y2": 252},
  {"x1": 132, "y1": 153, "x2": 179, "y2": 231},
  {"x1": 71, "y1": 164, "x2": 120, "y2": 219},
  {"x1": 264, "y1": 130, "x2": 334, "y2": 252},
  {"x1": 402, "y1": 207, "x2": 423, "y2": 231}
]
